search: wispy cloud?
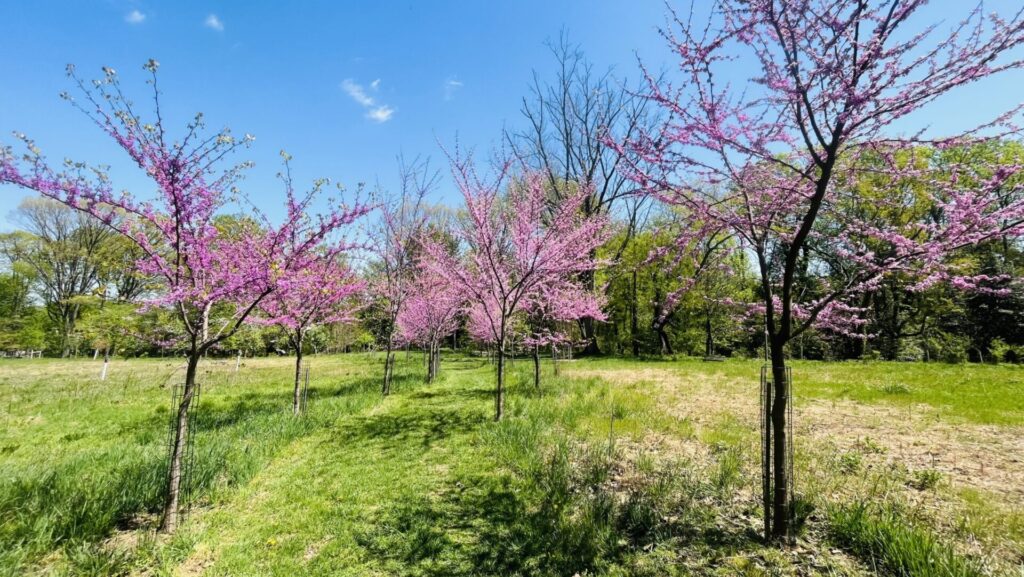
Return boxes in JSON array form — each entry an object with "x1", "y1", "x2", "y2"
[
  {"x1": 204, "y1": 14, "x2": 224, "y2": 31},
  {"x1": 341, "y1": 78, "x2": 395, "y2": 123},
  {"x1": 341, "y1": 79, "x2": 375, "y2": 107},
  {"x1": 443, "y1": 77, "x2": 464, "y2": 101},
  {"x1": 366, "y1": 106, "x2": 395, "y2": 122},
  {"x1": 125, "y1": 9, "x2": 146, "y2": 24}
]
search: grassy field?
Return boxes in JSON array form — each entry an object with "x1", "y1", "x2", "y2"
[{"x1": 0, "y1": 353, "x2": 1021, "y2": 576}]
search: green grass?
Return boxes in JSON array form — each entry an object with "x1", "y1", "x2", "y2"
[
  {"x1": 580, "y1": 356, "x2": 1024, "y2": 426},
  {"x1": 1, "y1": 353, "x2": 1021, "y2": 576},
  {"x1": 827, "y1": 502, "x2": 985, "y2": 577},
  {"x1": 0, "y1": 354, "x2": 398, "y2": 576}
]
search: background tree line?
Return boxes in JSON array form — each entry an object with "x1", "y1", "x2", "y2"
[
  {"x1": 4, "y1": 165, "x2": 1021, "y2": 365},
  {"x1": 2, "y1": 40, "x2": 1022, "y2": 366}
]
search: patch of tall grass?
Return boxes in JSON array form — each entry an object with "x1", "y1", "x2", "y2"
[
  {"x1": 0, "y1": 393, "x2": 345, "y2": 575},
  {"x1": 827, "y1": 502, "x2": 984, "y2": 577}
]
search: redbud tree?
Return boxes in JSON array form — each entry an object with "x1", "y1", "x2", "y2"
[
  {"x1": 257, "y1": 169, "x2": 364, "y2": 415},
  {"x1": 521, "y1": 283, "x2": 605, "y2": 388},
  {"x1": 369, "y1": 158, "x2": 436, "y2": 395},
  {"x1": 0, "y1": 62, "x2": 369, "y2": 533},
  {"x1": 395, "y1": 265, "x2": 463, "y2": 382},
  {"x1": 616, "y1": 1, "x2": 1024, "y2": 539},
  {"x1": 424, "y1": 160, "x2": 609, "y2": 420}
]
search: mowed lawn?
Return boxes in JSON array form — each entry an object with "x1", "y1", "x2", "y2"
[{"x1": 1, "y1": 354, "x2": 1022, "y2": 576}]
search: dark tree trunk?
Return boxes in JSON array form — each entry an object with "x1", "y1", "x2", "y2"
[
  {"x1": 382, "y1": 341, "x2": 394, "y2": 396},
  {"x1": 580, "y1": 316, "x2": 601, "y2": 355},
  {"x1": 705, "y1": 314, "x2": 714, "y2": 357},
  {"x1": 292, "y1": 331, "x2": 304, "y2": 416},
  {"x1": 495, "y1": 340, "x2": 505, "y2": 421},
  {"x1": 426, "y1": 342, "x2": 438, "y2": 383},
  {"x1": 579, "y1": 267, "x2": 602, "y2": 355},
  {"x1": 159, "y1": 349, "x2": 201, "y2": 533},
  {"x1": 552, "y1": 345, "x2": 559, "y2": 376},
  {"x1": 533, "y1": 344, "x2": 540, "y2": 389},
  {"x1": 656, "y1": 323, "x2": 673, "y2": 355},
  {"x1": 768, "y1": 336, "x2": 790, "y2": 540}
]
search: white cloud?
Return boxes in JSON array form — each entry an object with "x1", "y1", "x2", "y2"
[
  {"x1": 366, "y1": 106, "x2": 395, "y2": 122},
  {"x1": 125, "y1": 9, "x2": 146, "y2": 24},
  {"x1": 204, "y1": 14, "x2": 224, "y2": 31},
  {"x1": 341, "y1": 79, "x2": 375, "y2": 107},
  {"x1": 444, "y1": 77, "x2": 464, "y2": 101},
  {"x1": 341, "y1": 78, "x2": 395, "y2": 123}
]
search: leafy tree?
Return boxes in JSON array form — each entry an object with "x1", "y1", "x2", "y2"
[
  {"x1": 424, "y1": 161, "x2": 608, "y2": 420},
  {"x1": 0, "y1": 198, "x2": 116, "y2": 356},
  {"x1": 509, "y1": 33, "x2": 660, "y2": 355},
  {"x1": 619, "y1": 1, "x2": 1024, "y2": 538},
  {"x1": 0, "y1": 61, "x2": 368, "y2": 532}
]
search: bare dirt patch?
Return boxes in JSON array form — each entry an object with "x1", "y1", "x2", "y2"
[
  {"x1": 570, "y1": 365, "x2": 1024, "y2": 505},
  {"x1": 800, "y1": 401, "x2": 1024, "y2": 505}
]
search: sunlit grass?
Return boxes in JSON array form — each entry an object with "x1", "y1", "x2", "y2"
[{"x1": 1, "y1": 353, "x2": 1020, "y2": 576}]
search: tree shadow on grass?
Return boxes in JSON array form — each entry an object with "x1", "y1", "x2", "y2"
[
  {"x1": 332, "y1": 404, "x2": 487, "y2": 449},
  {"x1": 408, "y1": 384, "x2": 495, "y2": 403},
  {"x1": 193, "y1": 394, "x2": 291, "y2": 431},
  {"x1": 355, "y1": 449, "x2": 766, "y2": 577},
  {"x1": 357, "y1": 471, "x2": 762, "y2": 577}
]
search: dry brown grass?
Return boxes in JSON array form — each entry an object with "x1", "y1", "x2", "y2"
[{"x1": 568, "y1": 363, "x2": 1024, "y2": 570}]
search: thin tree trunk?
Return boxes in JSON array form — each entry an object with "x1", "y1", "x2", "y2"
[
  {"x1": 100, "y1": 348, "x2": 109, "y2": 381},
  {"x1": 382, "y1": 340, "x2": 394, "y2": 396},
  {"x1": 533, "y1": 344, "x2": 540, "y2": 389},
  {"x1": 426, "y1": 342, "x2": 436, "y2": 383},
  {"x1": 293, "y1": 332, "x2": 304, "y2": 416},
  {"x1": 60, "y1": 307, "x2": 74, "y2": 358},
  {"x1": 657, "y1": 323, "x2": 673, "y2": 355},
  {"x1": 552, "y1": 345, "x2": 559, "y2": 376},
  {"x1": 580, "y1": 316, "x2": 600, "y2": 355},
  {"x1": 705, "y1": 314, "x2": 714, "y2": 357},
  {"x1": 495, "y1": 341, "x2": 505, "y2": 421},
  {"x1": 159, "y1": 350, "x2": 201, "y2": 534},
  {"x1": 768, "y1": 338, "x2": 790, "y2": 540}
]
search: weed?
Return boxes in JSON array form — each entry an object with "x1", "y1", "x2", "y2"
[
  {"x1": 910, "y1": 469, "x2": 943, "y2": 491},
  {"x1": 838, "y1": 451, "x2": 863, "y2": 474},
  {"x1": 881, "y1": 382, "x2": 913, "y2": 395}
]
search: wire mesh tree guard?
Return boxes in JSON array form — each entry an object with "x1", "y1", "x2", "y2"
[
  {"x1": 165, "y1": 380, "x2": 201, "y2": 524},
  {"x1": 760, "y1": 364, "x2": 794, "y2": 541}
]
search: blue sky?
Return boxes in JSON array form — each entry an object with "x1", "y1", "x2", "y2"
[{"x1": 2, "y1": 1, "x2": 1023, "y2": 230}]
